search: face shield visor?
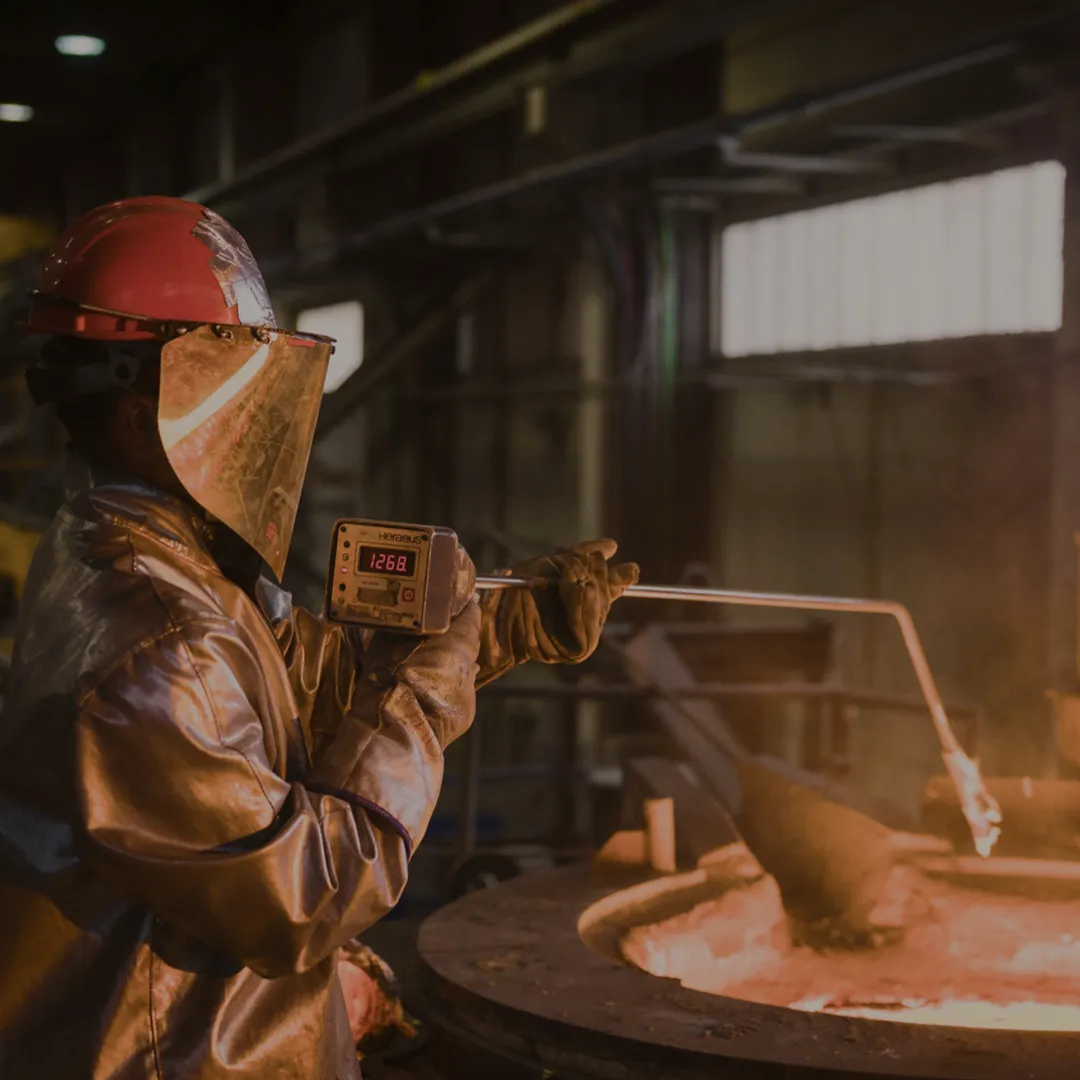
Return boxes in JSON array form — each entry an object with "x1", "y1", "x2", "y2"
[
  {"x1": 157, "y1": 323, "x2": 332, "y2": 579},
  {"x1": 24, "y1": 299, "x2": 334, "y2": 581}
]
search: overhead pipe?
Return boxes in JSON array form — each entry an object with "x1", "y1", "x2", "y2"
[{"x1": 736, "y1": 40, "x2": 1019, "y2": 141}]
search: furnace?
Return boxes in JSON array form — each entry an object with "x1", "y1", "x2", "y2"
[
  {"x1": 616, "y1": 851, "x2": 1080, "y2": 1035},
  {"x1": 418, "y1": 855, "x2": 1080, "y2": 1080}
]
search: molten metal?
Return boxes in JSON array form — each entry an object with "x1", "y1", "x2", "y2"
[
  {"x1": 623, "y1": 866, "x2": 1080, "y2": 1034},
  {"x1": 792, "y1": 996, "x2": 1080, "y2": 1032}
]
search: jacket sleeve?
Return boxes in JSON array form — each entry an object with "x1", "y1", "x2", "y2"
[
  {"x1": 267, "y1": 572, "x2": 475, "y2": 760},
  {"x1": 268, "y1": 600, "x2": 370, "y2": 761},
  {"x1": 74, "y1": 603, "x2": 480, "y2": 979}
]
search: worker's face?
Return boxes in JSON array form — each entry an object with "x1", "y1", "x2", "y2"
[
  {"x1": 112, "y1": 391, "x2": 266, "y2": 585},
  {"x1": 113, "y1": 391, "x2": 191, "y2": 504}
]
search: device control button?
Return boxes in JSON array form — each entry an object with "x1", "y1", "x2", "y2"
[{"x1": 401, "y1": 587, "x2": 415, "y2": 602}]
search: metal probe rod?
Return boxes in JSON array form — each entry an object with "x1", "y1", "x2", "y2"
[{"x1": 476, "y1": 576, "x2": 1003, "y2": 856}]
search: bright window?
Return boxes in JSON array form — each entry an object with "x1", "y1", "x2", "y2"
[
  {"x1": 297, "y1": 301, "x2": 365, "y2": 393},
  {"x1": 719, "y1": 161, "x2": 1065, "y2": 357}
]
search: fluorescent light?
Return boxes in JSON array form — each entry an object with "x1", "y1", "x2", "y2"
[
  {"x1": 55, "y1": 34, "x2": 106, "y2": 57},
  {"x1": 0, "y1": 104, "x2": 33, "y2": 123},
  {"x1": 297, "y1": 301, "x2": 364, "y2": 393}
]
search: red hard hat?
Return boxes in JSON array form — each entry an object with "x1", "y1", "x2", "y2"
[{"x1": 24, "y1": 195, "x2": 275, "y2": 341}]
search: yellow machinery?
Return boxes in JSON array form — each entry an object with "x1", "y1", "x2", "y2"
[
  {"x1": 0, "y1": 212, "x2": 54, "y2": 663},
  {"x1": 0, "y1": 514, "x2": 43, "y2": 659}
]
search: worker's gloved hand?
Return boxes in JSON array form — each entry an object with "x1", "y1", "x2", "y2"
[
  {"x1": 476, "y1": 539, "x2": 639, "y2": 687},
  {"x1": 358, "y1": 601, "x2": 482, "y2": 749}
]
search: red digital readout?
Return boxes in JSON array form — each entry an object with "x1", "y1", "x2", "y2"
[
  {"x1": 370, "y1": 551, "x2": 409, "y2": 573},
  {"x1": 356, "y1": 545, "x2": 416, "y2": 578}
]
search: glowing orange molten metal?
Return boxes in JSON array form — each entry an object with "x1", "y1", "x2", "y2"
[{"x1": 621, "y1": 870, "x2": 1080, "y2": 1033}]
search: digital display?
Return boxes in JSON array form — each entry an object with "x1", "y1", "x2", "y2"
[{"x1": 356, "y1": 545, "x2": 417, "y2": 578}]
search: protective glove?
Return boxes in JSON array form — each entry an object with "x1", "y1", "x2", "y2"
[
  {"x1": 357, "y1": 600, "x2": 482, "y2": 750},
  {"x1": 476, "y1": 538, "x2": 639, "y2": 687}
]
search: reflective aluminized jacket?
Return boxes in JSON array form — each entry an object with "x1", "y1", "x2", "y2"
[{"x1": 0, "y1": 476, "x2": 480, "y2": 1079}]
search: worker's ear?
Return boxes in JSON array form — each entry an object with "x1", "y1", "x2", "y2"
[
  {"x1": 135, "y1": 398, "x2": 159, "y2": 442},
  {"x1": 118, "y1": 393, "x2": 160, "y2": 444}
]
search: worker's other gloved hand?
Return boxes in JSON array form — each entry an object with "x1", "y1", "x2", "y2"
[{"x1": 476, "y1": 539, "x2": 639, "y2": 687}]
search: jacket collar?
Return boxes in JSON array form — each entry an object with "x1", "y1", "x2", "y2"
[
  {"x1": 70, "y1": 460, "x2": 221, "y2": 574},
  {"x1": 65, "y1": 454, "x2": 293, "y2": 620}
]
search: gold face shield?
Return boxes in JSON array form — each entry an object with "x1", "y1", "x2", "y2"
[{"x1": 157, "y1": 324, "x2": 332, "y2": 580}]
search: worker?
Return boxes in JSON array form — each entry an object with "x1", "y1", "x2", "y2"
[{"x1": 0, "y1": 196, "x2": 638, "y2": 1080}]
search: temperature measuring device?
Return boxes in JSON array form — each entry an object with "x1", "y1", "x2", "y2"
[{"x1": 327, "y1": 519, "x2": 463, "y2": 634}]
